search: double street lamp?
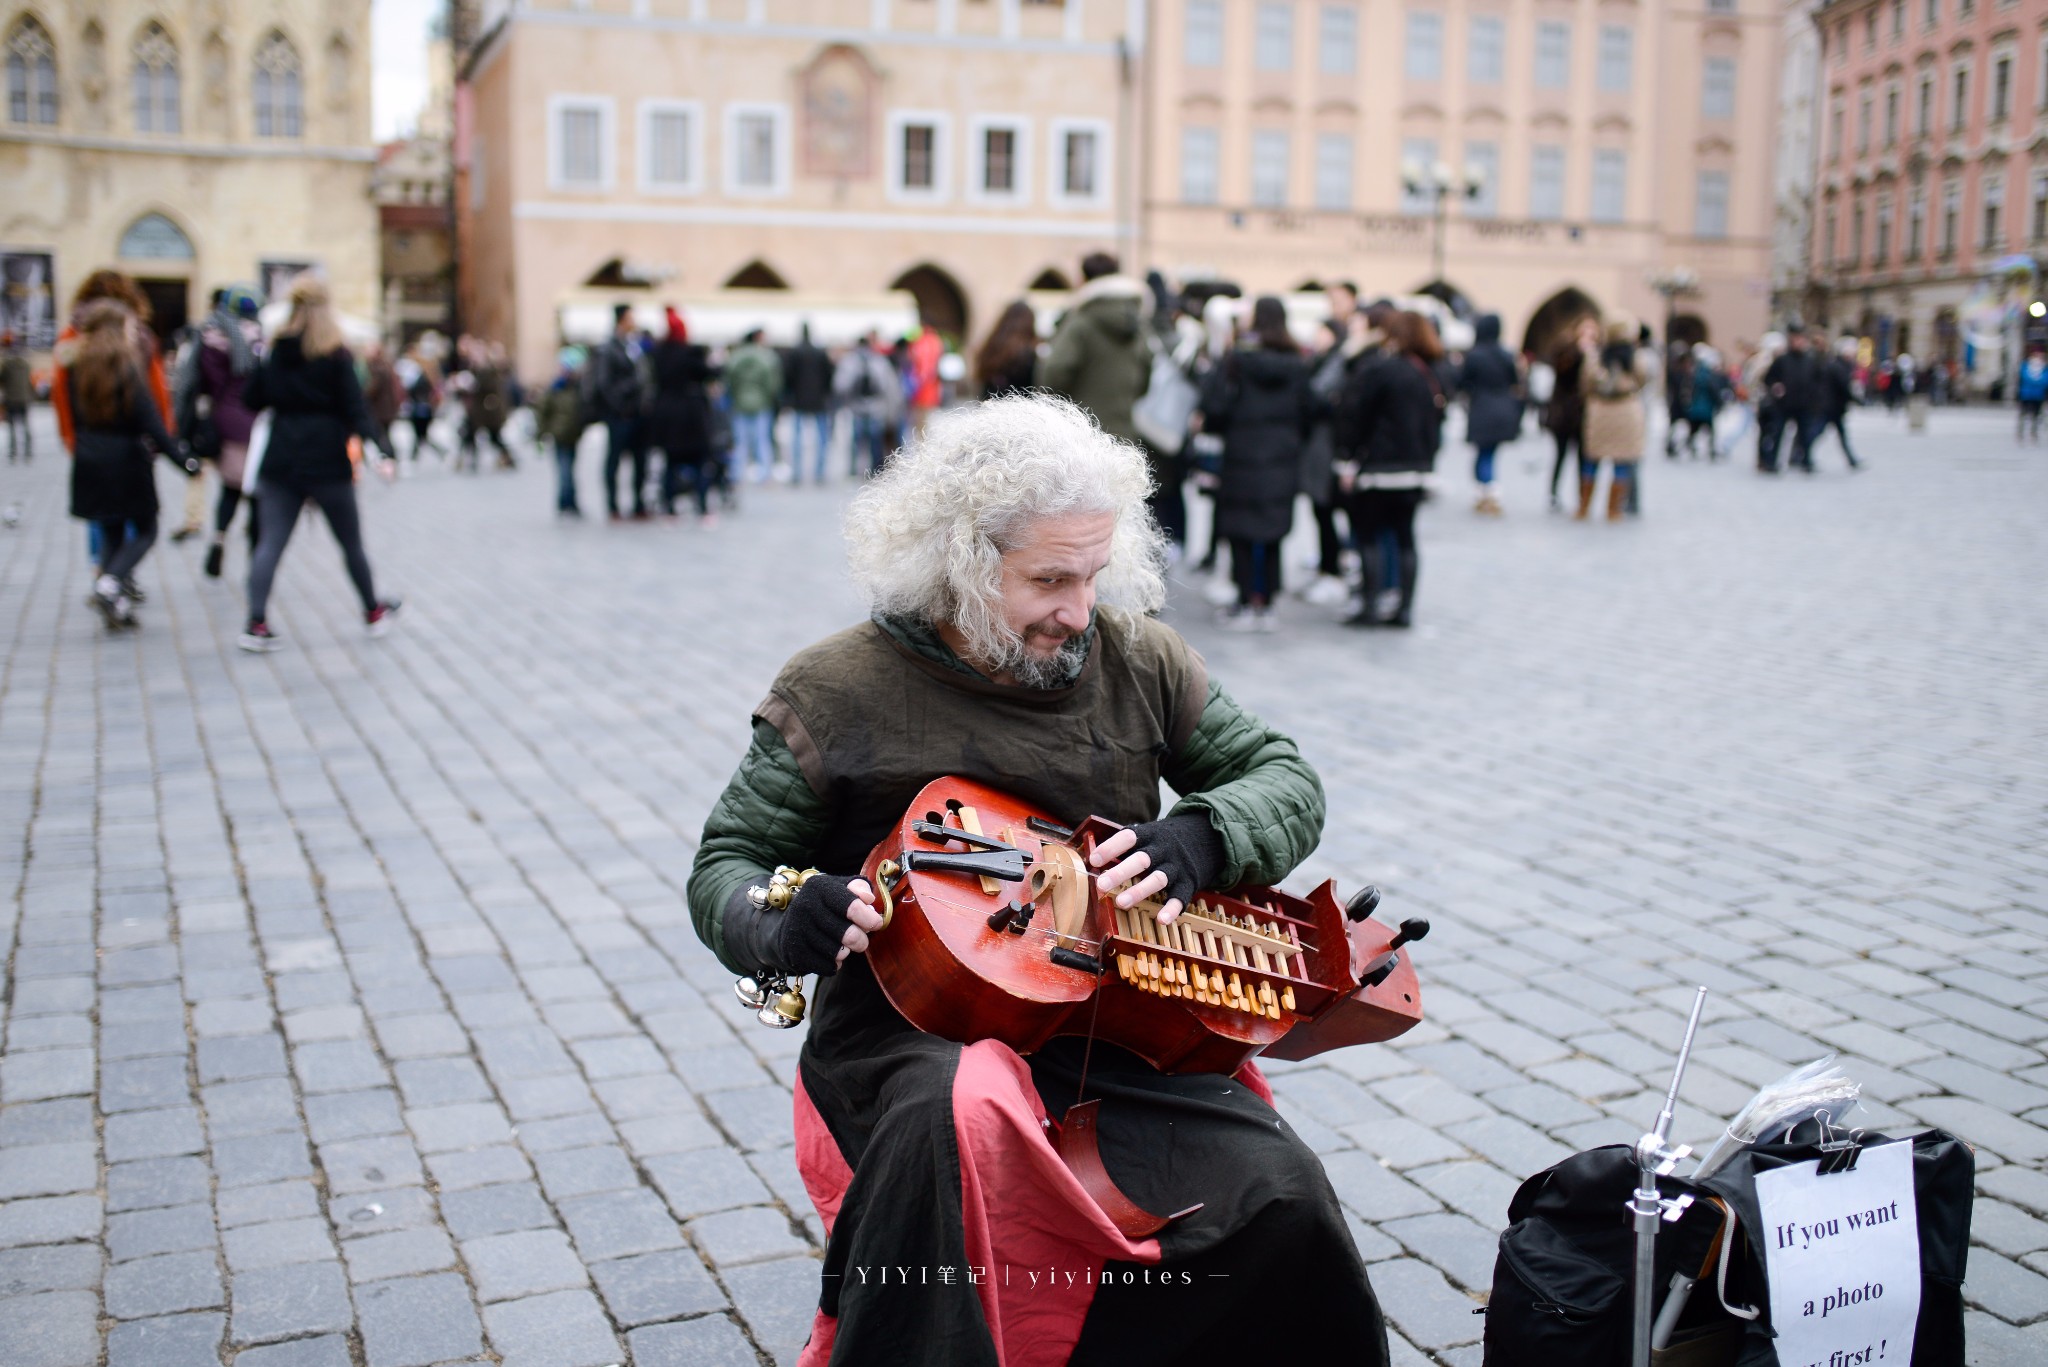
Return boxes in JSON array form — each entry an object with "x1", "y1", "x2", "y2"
[
  {"x1": 1648, "y1": 267, "x2": 1700, "y2": 351},
  {"x1": 1402, "y1": 160, "x2": 1486, "y2": 287}
]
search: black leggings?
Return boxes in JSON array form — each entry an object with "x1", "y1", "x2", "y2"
[
  {"x1": 1348, "y1": 488, "x2": 1423, "y2": 622},
  {"x1": 96, "y1": 511, "x2": 158, "y2": 581},
  {"x1": 1228, "y1": 537, "x2": 1283, "y2": 607},
  {"x1": 1548, "y1": 431, "x2": 1578, "y2": 498},
  {"x1": 1312, "y1": 499, "x2": 1345, "y2": 577},
  {"x1": 247, "y1": 480, "x2": 377, "y2": 624}
]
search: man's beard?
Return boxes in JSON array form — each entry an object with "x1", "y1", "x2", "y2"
[{"x1": 988, "y1": 624, "x2": 1089, "y2": 690}]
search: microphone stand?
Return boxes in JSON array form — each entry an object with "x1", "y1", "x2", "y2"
[{"x1": 1630, "y1": 987, "x2": 1707, "y2": 1367}]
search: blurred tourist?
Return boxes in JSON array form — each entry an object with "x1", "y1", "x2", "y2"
[
  {"x1": 1807, "y1": 336, "x2": 1863, "y2": 471},
  {"x1": 457, "y1": 340, "x2": 514, "y2": 471},
  {"x1": 975, "y1": 301, "x2": 1040, "y2": 400},
  {"x1": 833, "y1": 331, "x2": 896, "y2": 477},
  {"x1": 647, "y1": 308, "x2": 719, "y2": 523},
  {"x1": 1454, "y1": 312, "x2": 1522, "y2": 516},
  {"x1": 2018, "y1": 343, "x2": 2048, "y2": 443},
  {"x1": 1037, "y1": 251, "x2": 1150, "y2": 449},
  {"x1": 784, "y1": 322, "x2": 835, "y2": 484},
  {"x1": 1336, "y1": 309, "x2": 1444, "y2": 627},
  {"x1": 591, "y1": 305, "x2": 649, "y2": 518},
  {"x1": 1, "y1": 331, "x2": 30, "y2": 462},
  {"x1": 238, "y1": 276, "x2": 399, "y2": 652},
  {"x1": 904, "y1": 323, "x2": 943, "y2": 437},
  {"x1": 175, "y1": 286, "x2": 263, "y2": 577},
  {"x1": 1577, "y1": 317, "x2": 1653, "y2": 521},
  {"x1": 725, "y1": 327, "x2": 783, "y2": 484},
  {"x1": 1543, "y1": 323, "x2": 1589, "y2": 512},
  {"x1": 1678, "y1": 344, "x2": 1729, "y2": 460},
  {"x1": 1762, "y1": 328, "x2": 1820, "y2": 474},
  {"x1": 535, "y1": 347, "x2": 587, "y2": 517}
]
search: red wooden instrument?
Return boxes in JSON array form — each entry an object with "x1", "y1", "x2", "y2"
[{"x1": 859, "y1": 776, "x2": 1426, "y2": 1081}]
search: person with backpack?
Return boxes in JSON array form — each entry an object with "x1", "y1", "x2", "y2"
[
  {"x1": 724, "y1": 328, "x2": 783, "y2": 484},
  {"x1": 832, "y1": 332, "x2": 896, "y2": 477},
  {"x1": 535, "y1": 347, "x2": 588, "y2": 516},
  {"x1": 172, "y1": 286, "x2": 264, "y2": 576},
  {"x1": 1679, "y1": 345, "x2": 1729, "y2": 460},
  {"x1": 396, "y1": 347, "x2": 444, "y2": 460},
  {"x1": 783, "y1": 322, "x2": 835, "y2": 484},
  {"x1": 1335, "y1": 310, "x2": 1445, "y2": 627},
  {"x1": 2018, "y1": 342, "x2": 2048, "y2": 442},
  {"x1": 589, "y1": 305, "x2": 650, "y2": 518}
]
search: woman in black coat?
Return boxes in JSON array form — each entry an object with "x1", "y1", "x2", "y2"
[
  {"x1": 1454, "y1": 313, "x2": 1522, "y2": 515},
  {"x1": 238, "y1": 275, "x2": 397, "y2": 653},
  {"x1": 1335, "y1": 310, "x2": 1446, "y2": 628},
  {"x1": 1198, "y1": 296, "x2": 1316, "y2": 629},
  {"x1": 646, "y1": 310, "x2": 720, "y2": 522},
  {"x1": 64, "y1": 300, "x2": 197, "y2": 627}
]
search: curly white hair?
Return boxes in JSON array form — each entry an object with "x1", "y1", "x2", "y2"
[{"x1": 844, "y1": 394, "x2": 1166, "y2": 664}]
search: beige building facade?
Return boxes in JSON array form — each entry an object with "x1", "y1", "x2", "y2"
[
  {"x1": 459, "y1": 0, "x2": 1131, "y2": 378},
  {"x1": 457, "y1": 0, "x2": 1784, "y2": 377},
  {"x1": 1, "y1": 0, "x2": 377, "y2": 352}
]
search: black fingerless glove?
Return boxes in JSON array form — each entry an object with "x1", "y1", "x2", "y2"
[
  {"x1": 775, "y1": 874, "x2": 864, "y2": 978},
  {"x1": 1122, "y1": 813, "x2": 1228, "y2": 911}
]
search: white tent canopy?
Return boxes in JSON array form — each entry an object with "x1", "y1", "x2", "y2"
[{"x1": 557, "y1": 290, "x2": 921, "y2": 350}]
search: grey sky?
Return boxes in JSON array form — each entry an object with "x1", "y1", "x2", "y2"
[{"x1": 372, "y1": 0, "x2": 437, "y2": 141}]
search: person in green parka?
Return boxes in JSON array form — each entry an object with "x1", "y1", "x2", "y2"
[{"x1": 686, "y1": 394, "x2": 1387, "y2": 1367}]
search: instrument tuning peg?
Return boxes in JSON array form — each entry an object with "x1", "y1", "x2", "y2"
[
  {"x1": 1345, "y1": 885, "x2": 1383, "y2": 923},
  {"x1": 1389, "y1": 917, "x2": 1430, "y2": 950}
]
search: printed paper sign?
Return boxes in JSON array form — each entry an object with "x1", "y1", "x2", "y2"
[{"x1": 1754, "y1": 1137, "x2": 1919, "y2": 1367}]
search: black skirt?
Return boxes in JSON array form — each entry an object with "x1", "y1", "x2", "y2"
[{"x1": 70, "y1": 441, "x2": 160, "y2": 523}]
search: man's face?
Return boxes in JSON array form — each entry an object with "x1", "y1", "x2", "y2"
[{"x1": 991, "y1": 510, "x2": 1118, "y2": 676}]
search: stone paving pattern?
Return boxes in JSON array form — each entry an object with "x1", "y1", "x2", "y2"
[{"x1": 0, "y1": 405, "x2": 2044, "y2": 1365}]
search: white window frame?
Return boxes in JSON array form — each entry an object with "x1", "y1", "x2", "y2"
[
  {"x1": 1185, "y1": 0, "x2": 1224, "y2": 67},
  {"x1": 1254, "y1": 2, "x2": 1293, "y2": 72},
  {"x1": 1703, "y1": 56, "x2": 1737, "y2": 120},
  {"x1": 1405, "y1": 12, "x2": 1443, "y2": 82},
  {"x1": 1251, "y1": 128, "x2": 1290, "y2": 206},
  {"x1": 547, "y1": 94, "x2": 615, "y2": 192},
  {"x1": 1530, "y1": 143, "x2": 1565, "y2": 220},
  {"x1": 637, "y1": 99, "x2": 703, "y2": 196},
  {"x1": 1590, "y1": 147, "x2": 1626, "y2": 223},
  {"x1": 1468, "y1": 15, "x2": 1505, "y2": 85},
  {"x1": 1596, "y1": 25, "x2": 1632, "y2": 93},
  {"x1": 1318, "y1": 5, "x2": 1356, "y2": 76},
  {"x1": 1695, "y1": 168, "x2": 1731, "y2": 238},
  {"x1": 1049, "y1": 117, "x2": 1111, "y2": 210},
  {"x1": 1399, "y1": 136, "x2": 1439, "y2": 215},
  {"x1": 886, "y1": 108, "x2": 952, "y2": 203},
  {"x1": 1535, "y1": 21, "x2": 1571, "y2": 90},
  {"x1": 967, "y1": 114, "x2": 1032, "y2": 206},
  {"x1": 725, "y1": 101, "x2": 791, "y2": 197},
  {"x1": 1987, "y1": 46, "x2": 2013, "y2": 122},
  {"x1": 1464, "y1": 139, "x2": 1499, "y2": 217},
  {"x1": 1314, "y1": 131, "x2": 1352, "y2": 209},
  {"x1": 1182, "y1": 125, "x2": 1221, "y2": 204}
]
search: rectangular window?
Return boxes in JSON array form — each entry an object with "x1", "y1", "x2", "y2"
[
  {"x1": 1990, "y1": 53, "x2": 2012, "y2": 121},
  {"x1": 1925, "y1": 0, "x2": 1939, "y2": 26},
  {"x1": 1185, "y1": 0, "x2": 1223, "y2": 67},
  {"x1": 1891, "y1": 0, "x2": 1904, "y2": 38},
  {"x1": 1314, "y1": 132, "x2": 1352, "y2": 209},
  {"x1": 1829, "y1": 94, "x2": 1845, "y2": 159},
  {"x1": 1707, "y1": 0, "x2": 1734, "y2": 10},
  {"x1": 1695, "y1": 168, "x2": 1730, "y2": 237},
  {"x1": 2040, "y1": 37, "x2": 2048, "y2": 111},
  {"x1": 1703, "y1": 57, "x2": 1736, "y2": 119},
  {"x1": 1875, "y1": 192, "x2": 1892, "y2": 263},
  {"x1": 1884, "y1": 84, "x2": 1899, "y2": 145},
  {"x1": 1951, "y1": 64, "x2": 1969, "y2": 132},
  {"x1": 983, "y1": 127, "x2": 1015, "y2": 192},
  {"x1": 902, "y1": 124, "x2": 936, "y2": 189},
  {"x1": 1850, "y1": 202, "x2": 1864, "y2": 262},
  {"x1": 1916, "y1": 74, "x2": 1932, "y2": 135},
  {"x1": 1319, "y1": 5, "x2": 1356, "y2": 75},
  {"x1": 1907, "y1": 185, "x2": 1925, "y2": 257},
  {"x1": 1824, "y1": 207, "x2": 1838, "y2": 265},
  {"x1": 1405, "y1": 12, "x2": 1443, "y2": 81},
  {"x1": 1959, "y1": 0, "x2": 1973, "y2": 14},
  {"x1": 641, "y1": 104, "x2": 699, "y2": 191},
  {"x1": 2034, "y1": 171, "x2": 2048, "y2": 240},
  {"x1": 555, "y1": 102, "x2": 605, "y2": 187},
  {"x1": 1535, "y1": 21, "x2": 1571, "y2": 90},
  {"x1": 1591, "y1": 148, "x2": 1626, "y2": 223},
  {"x1": 1251, "y1": 129, "x2": 1289, "y2": 206},
  {"x1": 1983, "y1": 173, "x2": 2005, "y2": 246},
  {"x1": 732, "y1": 107, "x2": 782, "y2": 192},
  {"x1": 1596, "y1": 26, "x2": 1632, "y2": 93},
  {"x1": 1857, "y1": 87, "x2": 1872, "y2": 153},
  {"x1": 1400, "y1": 136, "x2": 1439, "y2": 214},
  {"x1": 1056, "y1": 124, "x2": 1102, "y2": 202},
  {"x1": 1255, "y1": 3, "x2": 1293, "y2": 71},
  {"x1": 1468, "y1": 16, "x2": 1505, "y2": 84},
  {"x1": 1182, "y1": 126, "x2": 1220, "y2": 203},
  {"x1": 1530, "y1": 143, "x2": 1565, "y2": 220},
  {"x1": 1941, "y1": 180, "x2": 1959, "y2": 253},
  {"x1": 1464, "y1": 140, "x2": 1499, "y2": 217}
]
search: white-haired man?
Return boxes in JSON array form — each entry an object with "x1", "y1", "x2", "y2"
[{"x1": 688, "y1": 396, "x2": 1386, "y2": 1366}]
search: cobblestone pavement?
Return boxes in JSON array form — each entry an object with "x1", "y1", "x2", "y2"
[{"x1": 1, "y1": 402, "x2": 2045, "y2": 1366}]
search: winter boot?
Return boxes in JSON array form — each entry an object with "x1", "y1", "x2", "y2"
[
  {"x1": 1607, "y1": 477, "x2": 1629, "y2": 521},
  {"x1": 1573, "y1": 477, "x2": 1596, "y2": 520}
]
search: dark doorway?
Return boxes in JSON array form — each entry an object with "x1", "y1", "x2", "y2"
[
  {"x1": 1668, "y1": 313, "x2": 1709, "y2": 348},
  {"x1": 135, "y1": 278, "x2": 189, "y2": 351},
  {"x1": 1413, "y1": 279, "x2": 1473, "y2": 319},
  {"x1": 1521, "y1": 285, "x2": 1601, "y2": 358},
  {"x1": 1028, "y1": 267, "x2": 1071, "y2": 292},
  {"x1": 724, "y1": 260, "x2": 791, "y2": 290},
  {"x1": 889, "y1": 263, "x2": 969, "y2": 342}
]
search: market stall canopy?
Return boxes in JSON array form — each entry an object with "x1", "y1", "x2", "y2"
[{"x1": 557, "y1": 290, "x2": 920, "y2": 349}]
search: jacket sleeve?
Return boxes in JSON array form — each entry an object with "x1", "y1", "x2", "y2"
[
  {"x1": 1037, "y1": 318, "x2": 1084, "y2": 396},
  {"x1": 687, "y1": 718, "x2": 837, "y2": 975},
  {"x1": 242, "y1": 358, "x2": 272, "y2": 414},
  {"x1": 337, "y1": 354, "x2": 389, "y2": 455},
  {"x1": 1162, "y1": 680, "x2": 1326, "y2": 888},
  {"x1": 133, "y1": 373, "x2": 181, "y2": 458}
]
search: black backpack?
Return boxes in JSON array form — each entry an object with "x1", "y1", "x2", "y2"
[{"x1": 1484, "y1": 1127, "x2": 1971, "y2": 1367}]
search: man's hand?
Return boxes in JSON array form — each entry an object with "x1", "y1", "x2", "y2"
[
  {"x1": 776, "y1": 875, "x2": 885, "y2": 977},
  {"x1": 1087, "y1": 814, "x2": 1227, "y2": 925}
]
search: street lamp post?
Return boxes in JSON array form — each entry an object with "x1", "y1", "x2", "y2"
[
  {"x1": 1648, "y1": 267, "x2": 1700, "y2": 354},
  {"x1": 1402, "y1": 160, "x2": 1486, "y2": 288}
]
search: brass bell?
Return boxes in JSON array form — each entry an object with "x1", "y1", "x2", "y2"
[{"x1": 761, "y1": 983, "x2": 806, "y2": 1029}]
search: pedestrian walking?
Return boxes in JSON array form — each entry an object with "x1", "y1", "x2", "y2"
[
  {"x1": 590, "y1": 305, "x2": 650, "y2": 518},
  {"x1": 1454, "y1": 313, "x2": 1522, "y2": 516},
  {"x1": 175, "y1": 287, "x2": 263, "y2": 577},
  {"x1": 3, "y1": 331, "x2": 35, "y2": 461},
  {"x1": 903, "y1": 323, "x2": 944, "y2": 438},
  {"x1": 647, "y1": 309, "x2": 720, "y2": 523},
  {"x1": 535, "y1": 347, "x2": 587, "y2": 516},
  {"x1": 363, "y1": 343, "x2": 402, "y2": 466},
  {"x1": 456, "y1": 340, "x2": 514, "y2": 471},
  {"x1": 1542, "y1": 328, "x2": 1588, "y2": 511},
  {"x1": 1298, "y1": 318, "x2": 1357, "y2": 606},
  {"x1": 1679, "y1": 344, "x2": 1729, "y2": 460},
  {"x1": 725, "y1": 328, "x2": 782, "y2": 484},
  {"x1": 1036, "y1": 252, "x2": 1151, "y2": 446},
  {"x1": 1198, "y1": 296, "x2": 1315, "y2": 631},
  {"x1": 832, "y1": 332, "x2": 896, "y2": 477},
  {"x1": 783, "y1": 323, "x2": 834, "y2": 484},
  {"x1": 1576, "y1": 316, "x2": 1653, "y2": 521},
  {"x1": 974, "y1": 301, "x2": 1041, "y2": 400},
  {"x1": 2019, "y1": 344, "x2": 2048, "y2": 442},
  {"x1": 237, "y1": 275, "x2": 399, "y2": 653},
  {"x1": 1807, "y1": 336, "x2": 1863, "y2": 470},
  {"x1": 1763, "y1": 328, "x2": 1821, "y2": 473},
  {"x1": 61, "y1": 300, "x2": 198, "y2": 627},
  {"x1": 397, "y1": 348, "x2": 444, "y2": 459},
  {"x1": 1335, "y1": 309, "x2": 1445, "y2": 627}
]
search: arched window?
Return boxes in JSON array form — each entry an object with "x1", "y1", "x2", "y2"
[
  {"x1": 6, "y1": 16, "x2": 57, "y2": 125},
  {"x1": 253, "y1": 31, "x2": 301, "y2": 139},
  {"x1": 118, "y1": 211, "x2": 194, "y2": 260},
  {"x1": 131, "y1": 22, "x2": 178, "y2": 133}
]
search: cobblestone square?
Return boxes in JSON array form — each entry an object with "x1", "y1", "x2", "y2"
[{"x1": 1, "y1": 404, "x2": 2044, "y2": 1363}]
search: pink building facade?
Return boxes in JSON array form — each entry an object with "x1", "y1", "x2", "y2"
[{"x1": 1808, "y1": 0, "x2": 2048, "y2": 375}]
